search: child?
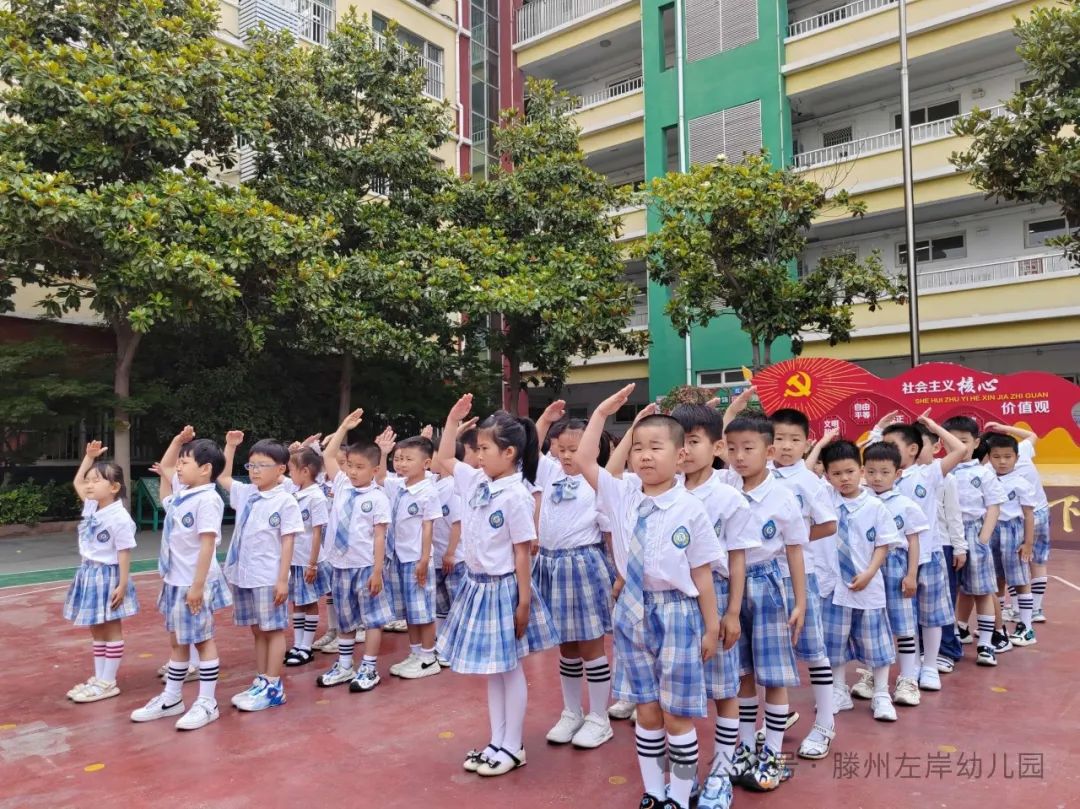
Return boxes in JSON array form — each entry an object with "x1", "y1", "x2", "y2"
[
  {"x1": 533, "y1": 401, "x2": 617, "y2": 751},
  {"x1": 434, "y1": 396, "x2": 558, "y2": 778},
  {"x1": 859, "y1": 441, "x2": 927, "y2": 708},
  {"x1": 576, "y1": 385, "x2": 721, "y2": 809},
  {"x1": 284, "y1": 447, "x2": 331, "y2": 666},
  {"x1": 64, "y1": 441, "x2": 138, "y2": 703},
  {"x1": 131, "y1": 430, "x2": 231, "y2": 730},
  {"x1": 982, "y1": 431, "x2": 1038, "y2": 646},
  {"x1": 819, "y1": 441, "x2": 902, "y2": 722},
  {"x1": 434, "y1": 451, "x2": 465, "y2": 667},
  {"x1": 317, "y1": 409, "x2": 394, "y2": 692},
  {"x1": 380, "y1": 435, "x2": 443, "y2": 680},
  {"x1": 220, "y1": 432, "x2": 304, "y2": 711}
]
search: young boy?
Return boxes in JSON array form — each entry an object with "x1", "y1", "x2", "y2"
[
  {"x1": 941, "y1": 417, "x2": 1005, "y2": 667},
  {"x1": 434, "y1": 446, "x2": 465, "y2": 666},
  {"x1": 860, "y1": 441, "x2": 927, "y2": 707},
  {"x1": 220, "y1": 433, "x2": 304, "y2": 712},
  {"x1": 819, "y1": 441, "x2": 902, "y2": 722},
  {"x1": 317, "y1": 409, "x2": 394, "y2": 692},
  {"x1": 577, "y1": 384, "x2": 721, "y2": 809},
  {"x1": 379, "y1": 435, "x2": 443, "y2": 679},
  {"x1": 131, "y1": 429, "x2": 231, "y2": 731}
]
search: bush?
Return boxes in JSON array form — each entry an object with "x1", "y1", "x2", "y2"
[
  {"x1": 0, "y1": 484, "x2": 48, "y2": 526},
  {"x1": 40, "y1": 480, "x2": 81, "y2": 521}
]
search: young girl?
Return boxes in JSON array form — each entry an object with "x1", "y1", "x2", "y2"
[
  {"x1": 533, "y1": 402, "x2": 616, "y2": 750},
  {"x1": 64, "y1": 440, "x2": 139, "y2": 703},
  {"x1": 285, "y1": 447, "x2": 331, "y2": 666},
  {"x1": 434, "y1": 396, "x2": 559, "y2": 777}
]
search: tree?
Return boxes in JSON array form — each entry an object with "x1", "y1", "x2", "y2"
[
  {"x1": 952, "y1": 3, "x2": 1080, "y2": 263},
  {"x1": 637, "y1": 153, "x2": 906, "y2": 368},
  {"x1": 0, "y1": 0, "x2": 330, "y2": 485},
  {"x1": 443, "y1": 79, "x2": 650, "y2": 415}
]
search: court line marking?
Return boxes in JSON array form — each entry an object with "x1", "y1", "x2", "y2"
[
  {"x1": 1050, "y1": 574, "x2": 1080, "y2": 593},
  {"x1": 0, "y1": 570, "x2": 160, "y2": 600}
]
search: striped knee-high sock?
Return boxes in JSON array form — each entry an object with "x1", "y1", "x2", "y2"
[
  {"x1": 198, "y1": 658, "x2": 220, "y2": 703},
  {"x1": 1031, "y1": 577, "x2": 1047, "y2": 611},
  {"x1": 102, "y1": 641, "x2": 124, "y2": 683}
]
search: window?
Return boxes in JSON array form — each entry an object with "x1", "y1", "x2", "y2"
[
  {"x1": 664, "y1": 125, "x2": 680, "y2": 173},
  {"x1": 898, "y1": 233, "x2": 966, "y2": 266},
  {"x1": 660, "y1": 3, "x2": 676, "y2": 71},
  {"x1": 373, "y1": 14, "x2": 444, "y2": 99},
  {"x1": 1025, "y1": 217, "x2": 1068, "y2": 248},
  {"x1": 894, "y1": 99, "x2": 959, "y2": 130},
  {"x1": 568, "y1": 406, "x2": 588, "y2": 420},
  {"x1": 615, "y1": 403, "x2": 647, "y2": 423},
  {"x1": 698, "y1": 368, "x2": 745, "y2": 387},
  {"x1": 822, "y1": 126, "x2": 852, "y2": 147}
]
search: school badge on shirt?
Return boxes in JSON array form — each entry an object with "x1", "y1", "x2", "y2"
[
  {"x1": 269, "y1": 512, "x2": 281, "y2": 527},
  {"x1": 1008, "y1": 490, "x2": 1016, "y2": 500},
  {"x1": 301, "y1": 508, "x2": 311, "y2": 522},
  {"x1": 182, "y1": 513, "x2": 195, "y2": 528},
  {"x1": 762, "y1": 520, "x2": 777, "y2": 540},
  {"x1": 914, "y1": 485, "x2": 927, "y2": 498},
  {"x1": 713, "y1": 518, "x2": 723, "y2": 538},
  {"x1": 894, "y1": 515, "x2": 904, "y2": 530},
  {"x1": 441, "y1": 504, "x2": 450, "y2": 517},
  {"x1": 361, "y1": 501, "x2": 374, "y2": 513},
  {"x1": 96, "y1": 530, "x2": 111, "y2": 543},
  {"x1": 972, "y1": 478, "x2": 982, "y2": 488},
  {"x1": 489, "y1": 510, "x2": 505, "y2": 529},
  {"x1": 671, "y1": 526, "x2": 691, "y2": 549},
  {"x1": 866, "y1": 527, "x2": 877, "y2": 542},
  {"x1": 408, "y1": 503, "x2": 420, "y2": 516}
]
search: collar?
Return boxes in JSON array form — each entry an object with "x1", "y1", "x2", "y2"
[
  {"x1": 646, "y1": 480, "x2": 685, "y2": 511},
  {"x1": 405, "y1": 477, "x2": 433, "y2": 495},
  {"x1": 770, "y1": 460, "x2": 806, "y2": 479},
  {"x1": 253, "y1": 483, "x2": 286, "y2": 499},
  {"x1": 837, "y1": 487, "x2": 872, "y2": 513},
  {"x1": 874, "y1": 487, "x2": 901, "y2": 501},
  {"x1": 954, "y1": 460, "x2": 979, "y2": 471},
  {"x1": 176, "y1": 483, "x2": 216, "y2": 498},
  {"x1": 94, "y1": 499, "x2": 124, "y2": 517},
  {"x1": 349, "y1": 483, "x2": 378, "y2": 496},
  {"x1": 486, "y1": 472, "x2": 523, "y2": 495},
  {"x1": 743, "y1": 474, "x2": 776, "y2": 503},
  {"x1": 295, "y1": 484, "x2": 322, "y2": 500},
  {"x1": 900, "y1": 464, "x2": 919, "y2": 480}
]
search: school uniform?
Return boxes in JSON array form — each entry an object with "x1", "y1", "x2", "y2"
[
  {"x1": 594, "y1": 469, "x2": 722, "y2": 717},
  {"x1": 1018, "y1": 441, "x2": 1051, "y2": 564},
  {"x1": 436, "y1": 464, "x2": 558, "y2": 675},
  {"x1": 687, "y1": 470, "x2": 756, "y2": 701},
  {"x1": 288, "y1": 484, "x2": 330, "y2": 606},
  {"x1": 224, "y1": 482, "x2": 305, "y2": 631},
  {"x1": 326, "y1": 475, "x2": 395, "y2": 634},
  {"x1": 873, "y1": 488, "x2": 927, "y2": 640},
  {"x1": 821, "y1": 489, "x2": 900, "y2": 669},
  {"x1": 383, "y1": 476, "x2": 442, "y2": 625},
  {"x1": 952, "y1": 461, "x2": 1007, "y2": 597},
  {"x1": 991, "y1": 470, "x2": 1037, "y2": 587},
  {"x1": 898, "y1": 461, "x2": 955, "y2": 628},
  {"x1": 937, "y1": 475, "x2": 966, "y2": 661},
  {"x1": 532, "y1": 454, "x2": 614, "y2": 643},
  {"x1": 64, "y1": 500, "x2": 140, "y2": 627},
  {"x1": 433, "y1": 476, "x2": 466, "y2": 618},
  {"x1": 155, "y1": 483, "x2": 231, "y2": 644},
  {"x1": 738, "y1": 475, "x2": 808, "y2": 689}
]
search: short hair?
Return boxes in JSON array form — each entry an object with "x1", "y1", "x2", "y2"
[
  {"x1": 822, "y1": 440, "x2": 862, "y2": 469},
  {"x1": 724, "y1": 416, "x2": 774, "y2": 443},
  {"x1": 454, "y1": 440, "x2": 466, "y2": 462},
  {"x1": 914, "y1": 422, "x2": 937, "y2": 449},
  {"x1": 89, "y1": 461, "x2": 127, "y2": 501},
  {"x1": 345, "y1": 442, "x2": 382, "y2": 466},
  {"x1": 671, "y1": 404, "x2": 723, "y2": 442},
  {"x1": 943, "y1": 416, "x2": 980, "y2": 437},
  {"x1": 459, "y1": 428, "x2": 479, "y2": 451},
  {"x1": 983, "y1": 432, "x2": 1019, "y2": 454},
  {"x1": 396, "y1": 435, "x2": 434, "y2": 459},
  {"x1": 248, "y1": 439, "x2": 290, "y2": 466},
  {"x1": 548, "y1": 418, "x2": 611, "y2": 467},
  {"x1": 289, "y1": 446, "x2": 323, "y2": 478},
  {"x1": 771, "y1": 408, "x2": 810, "y2": 437},
  {"x1": 862, "y1": 441, "x2": 902, "y2": 469},
  {"x1": 882, "y1": 423, "x2": 922, "y2": 449},
  {"x1": 634, "y1": 414, "x2": 685, "y2": 447},
  {"x1": 179, "y1": 438, "x2": 225, "y2": 482}
]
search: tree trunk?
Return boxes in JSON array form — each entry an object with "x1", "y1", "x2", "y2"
[
  {"x1": 338, "y1": 353, "x2": 353, "y2": 423},
  {"x1": 751, "y1": 341, "x2": 761, "y2": 371},
  {"x1": 112, "y1": 320, "x2": 143, "y2": 507},
  {"x1": 506, "y1": 355, "x2": 521, "y2": 417},
  {"x1": 763, "y1": 340, "x2": 773, "y2": 366}
]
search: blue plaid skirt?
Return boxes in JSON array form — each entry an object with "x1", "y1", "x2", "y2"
[
  {"x1": 883, "y1": 547, "x2": 917, "y2": 638},
  {"x1": 918, "y1": 550, "x2": 956, "y2": 627},
  {"x1": 960, "y1": 519, "x2": 997, "y2": 596},
  {"x1": 991, "y1": 517, "x2": 1031, "y2": 587},
  {"x1": 289, "y1": 564, "x2": 330, "y2": 607},
  {"x1": 1033, "y1": 506, "x2": 1050, "y2": 564},
  {"x1": 437, "y1": 571, "x2": 559, "y2": 675},
  {"x1": 230, "y1": 585, "x2": 288, "y2": 630},
  {"x1": 704, "y1": 573, "x2": 740, "y2": 701},
  {"x1": 436, "y1": 561, "x2": 467, "y2": 618},
  {"x1": 158, "y1": 579, "x2": 232, "y2": 644},
  {"x1": 783, "y1": 572, "x2": 826, "y2": 661},
  {"x1": 821, "y1": 600, "x2": 895, "y2": 669},
  {"x1": 532, "y1": 544, "x2": 613, "y2": 643},
  {"x1": 64, "y1": 560, "x2": 139, "y2": 627},
  {"x1": 331, "y1": 565, "x2": 395, "y2": 633},
  {"x1": 738, "y1": 560, "x2": 799, "y2": 688},
  {"x1": 389, "y1": 558, "x2": 437, "y2": 625}
]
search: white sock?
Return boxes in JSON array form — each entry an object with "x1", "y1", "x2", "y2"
[
  {"x1": 499, "y1": 666, "x2": 528, "y2": 758},
  {"x1": 1031, "y1": 577, "x2": 1047, "y2": 611},
  {"x1": 584, "y1": 656, "x2": 611, "y2": 717},
  {"x1": 977, "y1": 614, "x2": 995, "y2": 648},
  {"x1": 921, "y1": 625, "x2": 942, "y2": 670},
  {"x1": 636, "y1": 726, "x2": 667, "y2": 800},
  {"x1": 302, "y1": 615, "x2": 318, "y2": 650},
  {"x1": 712, "y1": 716, "x2": 740, "y2": 775},
  {"x1": 435, "y1": 615, "x2": 445, "y2": 637},
  {"x1": 763, "y1": 702, "x2": 788, "y2": 754},
  {"x1": 559, "y1": 656, "x2": 584, "y2": 714},
  {"x1": 833, "y1": 665, "x2": 847, "y2": 691},
  {"x1": 897, "y1": 636, "x2": 919, "y2": 679},
  {"x1": 667, "y1": 729, "x2": 699, "y2": 809},
  {"x1": 808, "y1": 660, "x2": 834, "y2": 730},
  {"x1": 189, "y1": 643, "x2": 200, "y2": 666},
  {"x1": 420, "y1": 646, "x2": 436, "y2": 664},
  {"x1": 292, "y1": 612, "x2": 305, "y2": 648},
  {"x1": 102, "y1": 641, "x2": 123, "y2": 683},
  {"x1": 198, "y1": 658, "x2": 219, "y2": 703},
  {"x1": 163, "y1": 661, "x2": 187, "y2": 702},
  {"x1": 1018, "y1": 594, "x2": 1033, "y2": 627},
  {"x1": 326, "y1": 597, "x2": 337, "y2": 633},
  {"x1": 409, "y1": 643, "x2": 421, "y2": 657},
  {"x1": 873, "y1": 665, "x2": 890, "y2": 695},
  {"x1": 738, "y1": 696, "x2": 758, "y2": 747},
  {"x1": 92, "y1": 641, "x2": 106, "y2": 680},
  {"x1": 338, "y1": 638, "x2": 355, "y2": 669},
  {"x1": 486, "y1": 674, "x2": 507, "y2": 751},
  {"x1": 362, "y1": 654, "x2": 377, "y2": 668}
]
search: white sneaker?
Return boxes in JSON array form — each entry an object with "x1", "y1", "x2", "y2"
[
  {"x1": 436, "y1": 652, "x2": 452, "y2": 668},
  {"x1": 936, "y1": 656, "x2": 955, "y2": 674},
  {"x1": 1001, "y1": 606, "x2": 1019, "y2": 623},
  {"x1": 312, "y1": 630, "x2": 337, "y2": 650},
  {"x1": 320, "y1": 637, "x2": 340, "y2": 654},
  {"x1": 231, "y1": 676, "x2": 265, "y2": 707},
  {"x1": 384, "y1": 619, "x2": 408, "y2": 632},
  {"x1": 131, "y1": 693, "x2": 186, "y2": 722},
  {"x1": 571, "y1": 713, "x2": 613, "y2": 749},
  {"x1": 389, "y1": 653, "x2": 418, "y2": 677},
  {"x1": 872, "y1": 694, "x2": 897, "y2": 722},
  {"x1": 317, "y1": 662, "x2": 356, "y2": 687},
  {"x1": 399, "y1": 655, "x2": 442, "y2": 680},
  {"x1": 833, "y1": 683, "x2": 854, "y2": 712},
  {"x1": 607, "y1": 699, "x2": 635, "y2": 720},
  {"x1": 175, "y1": 697, "x2": 219, "y2": 730},
  {"x1": 546, "y1": 708, "x2": 585, "y2": 744},
  {"x1": 850, "y1": 668, "x2": 874, "y2": 700},
  {"x1": 918, "y1": 667, "x2": 941, "y2": 692},
  {"x1": 354, "y1": 628, "x2": 366, "y2": 643},
  {"x1": 892, "y1": 676, "x2": 921, "y2": 706},
  {"x1": 1032, "y1": 608, "x2": 1047, "y2": 623}
]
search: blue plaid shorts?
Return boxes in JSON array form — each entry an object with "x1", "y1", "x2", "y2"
[
  {"x1": 737, "y1": 560, "x2": 799, "y2": 688},
  {"x1": 821, "y1": 599, "x2": 895, "y2": 669},
  {"x1": 960, "y1": 519, "x2": 997, "y2": 596},
  {"x1": 330, "y1": 566, "x2": 395, "y2": 633},
  {"x1": 782, "y1": 572, "x2": 826, "y2": 661},
  {"x1": 704, "y1": 573, "x2": 740, "y2": 701},
  {"x1": 230, "y1": 585, "x2": 287, "y2": 630},
  {"x1": 991, "y1": 517, "x2": 1031, "y2": 587},
  {"x1": 612, "y1": 588, "x2": 707, "y2": 717},
  {"x1": 158, "y1": 578, "x2": 232, "y2": 644},
  {"x1": 532, "y1": 544, "x2": 613, "y2": 643},
  {"x1": 918, "y1": 550, "x2": 956, "y2": 627},
  {"x1": 289, "y1": 564, "x2": 330, "y2": 607},
  {"x1": 436, "y1": 561, "x2": 467, "y2": 618},
  {"x1": 63, "y1": 560, "x2": 139, "y2": 627},
  {"x1": 1033, "y1": 506, "x2": 1050, "y2": 564},
  {"x1": 437, "y1": 571, "x2": 559, "y2": 675},
  {"x1": 389, "y1": 558, "x2": 436, "y2": 625},
  {"x1": 883, "y1": 547, "x2": 917, "y2": 638}
]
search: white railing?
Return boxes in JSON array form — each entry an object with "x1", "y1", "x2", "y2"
[
  {"x1": 793, "y1": 105, "x2": 1006, "y2": 170},
  {"x1": 516, "y1": 0, "x2": 628, "y2": 43},
  {"x1": 298, "y1": 0, "x2": 335, "y2": 45},
  {"x1": 915, "y1": 252, "x2": 1071, "y2": 292},
  {"x1": 787, "y1": 0, "x2": 897, "y2": 38},
  {"x1": 572, "y1": 74, "x2": 642, "y2": 111},
  {"x1": 372, "y1": 32, "x2": 444, "y2": 99},
  {"x1": 627, "y1": 295, "x2": 648, "y2": 329}
]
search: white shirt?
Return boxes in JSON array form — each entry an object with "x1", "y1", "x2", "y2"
[
  {"x1": 740, "y1": 475, "x2": 809, "y2": 567},
  {"x1": 830, "y1": 488, "x2": 902, "y2": 610},
  {"x1": 537, "y1": 454, "x2": 610, "y2": 551},
  {"x1": 770, "y1": 460, "x2": 838, "y2": 581},
  {"x1": 684, "y1": 470, "x2": 756, "y2": 579},
  {"x1": 938, "y1": 475, "x2": 967, "y2": 555},
  {"x1": 873, "y1": 487, "x2": 929, "y2": 555},
  {"x1": 951, "y1": 460, "x2": 1007, "y2": 522},
  {"x1": 291, "y1": 484, "x2": 330, "y2": 567},
  {"x1": 226, "y1": 482, "x2": 305, "y2": 587},
  {"x1": 595, "y1": 468, "x2": 721, "y2": 597},
  {"x1": 996, "y1": 469, "x2": 1038, "y2": 521},
  {"x1": 328, "y1": 480, "x2": 391, "y2": 569},
  {"x1": 897, "y1": 461, "x2": 945, "y2": 553},
  {"x1": 453, "y1": 464, "x2": 536, "y2": 576},
  {"x1": 1018, "y1": 440, "x2": 1049, "y2": 510},
  {"x1": 161, "y1": 483, "x2": 224, "y2": 587},
  {"x1": 78, "y1": 500, "x2": 137, "y2": 565},
  {"x1": 433, "y1": 477, "x2": 464, "y2": 565},
  {"x1": 383, "y1": 476, "x2": 442, "y2": 564}
]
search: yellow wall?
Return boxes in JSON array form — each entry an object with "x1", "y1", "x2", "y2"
[
  {"x1": 580, "y1": 117, "x2": 643, "y2": 154},
  {"x1": 516, "y1": 3, "x2": 639, "y2": 67},
  {"x1": 567, "y1": 359, "x2": 649, "y2": 384},
  {"x1": 575, "y1": 91, "x2": 644, "y2": 140}
]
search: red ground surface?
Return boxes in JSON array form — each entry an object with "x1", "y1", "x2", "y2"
[{"x1": 3, "y1": 555, "x2": 1080, "y2": 809}]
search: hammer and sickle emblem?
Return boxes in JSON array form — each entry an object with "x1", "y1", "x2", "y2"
[{"x1": 784, "y1": 372, "x2": 812, "y2": 398}]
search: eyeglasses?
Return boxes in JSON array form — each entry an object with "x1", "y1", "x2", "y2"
[{"x1": 244, "y1": 462, "x2": 278, "y2": 471}]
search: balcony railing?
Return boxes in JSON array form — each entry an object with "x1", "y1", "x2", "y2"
[
  {"x1": 373, "y1": 31, "x2": 444, "y2": 99},
  {"x1": 793, "y1": 105, "x2": 1007, "y2": 170},
  {"x1": 787, "y1": 0, "x2": 897, "y2": 38},
  {"x1": 915, "y1": 252, "x2": 1071, "y2": 292},
  {"x1": 298, "y1": 0, "x2": 335, "y2": 45},
  {"x1": 572, "y1": 74, "x2": 642, "y2": 111},
  {"x1": 627, "y1": 294, "x2": 648, "y2": 329},
  {"x1": 239, "y1": 0, "x2": 335, "y2": 43},
  {"x1": 516, "y1": 0, "x2": 628, "y2": 43}
]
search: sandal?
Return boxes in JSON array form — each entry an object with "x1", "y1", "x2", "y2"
[
  {"x1": 797, "y1": 723, "x2": 835, "y2": 760},
  {"x1": 285, "y1": 648, "x2": 314, "y2": 667},
  {"x1": 66, "y1": 678, "x2": 94, "y2": 699},
  {"x1": 477, "y1": 747, "x2": 527, "y2": 777},
  {"x1": 71, "y1": 678, "x2": 120, "y2": 703},
  {"x1": 463, "y1": 745, "x2": 497, "y2": 773}
]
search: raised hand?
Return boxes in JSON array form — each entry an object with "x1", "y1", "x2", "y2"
[
  {"x1": 84, "y1": 440, "x2": 108, "y2": 459},
  {"x1": 448, "y1": 394, "x2": 473, "y2": 422},
  {"x1": 595, "y1": 383, "x2": 635, "y2": 418},
  {"x1": 225, "y1": 430, "x2": 245, "y2": 447},
  {"x1": 341, "y1": 408, "x2": 364, "y2": 431}
]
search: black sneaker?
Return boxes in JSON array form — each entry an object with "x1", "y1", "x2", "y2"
[
  {"x1": 744, "y1": 746, "x2": 792, "y2": 792},
  {"x1": 992, "y1": 629, "x2": 1013, "y2": 654},
  {"x1": 956, "y1": 624, "x2": 972, "y2": 644},
  {"x1": 976, "y1": 645, "x2": 997, "y2": 667},
  {"x1": 638, "y1": 794, "x2": 665, "y2": 809}
]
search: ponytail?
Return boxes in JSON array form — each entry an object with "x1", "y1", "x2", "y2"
[
  {"x1": 477, "y1": 410, "x2": 540, "y2": 484},
  {"x1": 517, "y1": 416, "x2": 539, "y2": 484}
]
